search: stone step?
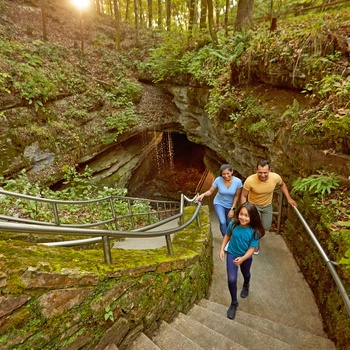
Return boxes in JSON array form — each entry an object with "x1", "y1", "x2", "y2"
[
  {"x1": 177, "y1": 307, "x2": 292, "y2": 350},
  {"x1": 152, "y1": 320, "x2": 205, "y2": 350},
  {"x1": 199, "y1": 299, "x2": 336, "y2": 350},
  {"x1": 128, "y1": 331, "x2": 161, "y2": 350},
  {"x1": 169, "y1": 312, "x2": 249, "y2": 350}
]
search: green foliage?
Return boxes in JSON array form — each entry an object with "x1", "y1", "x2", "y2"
[
  {"x1": 104, "y1": 306, "x2": 114, "y2": 321},
  {"x1": 304, "y1": 73, "x2": 350, "y2": 109},
  {"x1": 0, "y1": 167, "x2": 160, "y2": 233},
  {"x1": 282, "y1": 99, "x2": 301, "y2": 121},
  {"x1": 292, "y1": 171, "x2": 340, "y2": 196},
  {"x1": 141, "y1": 32, "x2": 189, "y2": 82}
]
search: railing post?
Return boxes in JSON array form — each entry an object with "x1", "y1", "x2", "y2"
[
  {"x1": 52, "y1": 202, "x2": 60, "y2": 225},
  {"x1": 109, "y1": 197, "x2": 119, "y2": 230},
  {"x1": 196, "y1": 212, "x2": 201, "y2": 227},
  {"x1": 277, "y1": 190, "x2": 283, "y2": 234},
  {"x1": 127, "y1": 199, "x2": 135, "y2": 229},
  {"x1": 180, "y1": 194, "x2": 184, "y2": 225},
  {"x1": 102, "y1": 235, "x2": 112, "y2": 264},
  {"x1": 165, "y1": 234, "x2": 173, "y2": 255}
]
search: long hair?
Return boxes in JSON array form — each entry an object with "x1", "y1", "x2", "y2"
[{"x1": 234, "y1": 202, "x2": 265, "y2": 239}]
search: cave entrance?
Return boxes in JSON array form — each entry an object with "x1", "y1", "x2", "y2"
[{"x1": 127, "y1": 132, "x2": 208, "y2": 200}]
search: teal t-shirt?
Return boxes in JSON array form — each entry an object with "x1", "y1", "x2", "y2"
[{"x1": 226, "y1": 222, "x2": 259, "y2": 257}]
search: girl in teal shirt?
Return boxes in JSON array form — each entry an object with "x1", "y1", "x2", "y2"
[{"x1": 219, "y1": 202, "x2": 265, "y2": 320}]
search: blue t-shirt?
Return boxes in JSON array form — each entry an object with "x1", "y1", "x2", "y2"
[
  {"x1": 226, "y1": 222, "x2": 259, "y2": 257},
  {"x1": 213, "y1": 176, "x2": 243, "y2": 208}
]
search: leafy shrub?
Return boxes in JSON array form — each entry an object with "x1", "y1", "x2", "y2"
[{"x1": 292, "y1": 171, "x2": 340, "y2": 196}]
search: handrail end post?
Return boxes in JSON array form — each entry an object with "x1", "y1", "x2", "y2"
[{"x1": 102, "y1": 235, "x2": 112, "y2": 264}]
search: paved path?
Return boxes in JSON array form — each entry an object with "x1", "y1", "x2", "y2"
[
  {"x1": 208, "y1": 210, "x2": 327, "y2": 337},
  {"x1": 113, "y1": 218, "x2": 179, "y2": 250}
]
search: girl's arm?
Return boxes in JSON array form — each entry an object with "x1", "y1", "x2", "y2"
[
  {"x1": 233, "y1": 247, "x2": 255, "y2": 266},
  {"x1": 219, "y1": 234, "x2": 231, "y2": 262}
]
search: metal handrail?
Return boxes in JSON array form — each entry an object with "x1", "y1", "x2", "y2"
[
  {"x1": 292, "y1": 206, "x2": 350, "y2": 316},
  {"x1": 0, "y1": 190, "x2": 201, "y2": 264},
  {"x1": 0, "y1": 189, "x2": 180, "y2": 229}
]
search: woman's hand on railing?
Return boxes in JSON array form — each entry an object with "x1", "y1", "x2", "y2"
[{"x1": 185, "y1": 194, "x2": 200, "y2": 203}]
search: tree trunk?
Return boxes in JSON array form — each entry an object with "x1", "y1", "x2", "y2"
[
  {"x1": 224, "y1": 0, "x2": 230, "y2": 36},
  {"x1": 41, "y1": 0, "x2": 47, "y2": 41},
  {"x1": 148, "y1": 0, "x2": 153, "y2": 28},
  {"x1": 95, "y1": 0, "x2": 101, "y2": 14},
  {"x1": 188, "y1": 0, "x2": 196, "y2": 33},
  {"x1": 113, "y1": 0, "x2": 121, "y2": 50},
  {"x1": 207, "y1": 0, "x2": 217, "y2": 44},
  {"x1": 125, "y1": 0, "x2": 130, "y2": 22},
  {"x1": 234, "y1": 0, "x2": 254, "y2": 32},
  {"x1": 139, "y1": 0, "x2": 144, "y2": 28},
  {"x1": 215, "y1": 0, "x2": 220, "y2": 26},
  {"x1": 199, "y1": 0, "x2": 207, "y2": 30},
  {"x1": 166, "y1": 0, "x2": 171, "y2": 31},
  {"x1": 108, "y1": 0, "x2": 113, "y2": 15},
  {"x1": 134, "y1": 0, "x2": 139, "y2": 45},
  {"x1": 158, "y1": 0, "x2": 162, "y2": 28}
]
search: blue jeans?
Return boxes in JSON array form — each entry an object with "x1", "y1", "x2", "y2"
[
  {"x1": 226, "y1": 252, "x2": 253, "y2": 303},
  {"x1": 214, "y1": 204, "x2": 231, "y2": 236}
]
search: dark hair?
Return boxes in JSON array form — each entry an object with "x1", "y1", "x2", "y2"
[
  {"x1": 219, "y1": 164, "x2": 233, "y2": 176},
  {"x1": 234, "y1": 202, "x2": 265, "y2": 239},
  {"x1": 257, "y1": 159, "x2": 271, "y2": 169}
]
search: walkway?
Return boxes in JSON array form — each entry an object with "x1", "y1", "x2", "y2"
[{"x1": 126, "y1": 208, "x2": 336, "y2": 349}]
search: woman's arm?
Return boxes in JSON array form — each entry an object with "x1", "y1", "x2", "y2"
[
  {"x1": 196, "y1": 185, "x2": 216, "y2": 201},
  {"x1": 227, "y1": 188, "x2": 242, "y2": 218}
]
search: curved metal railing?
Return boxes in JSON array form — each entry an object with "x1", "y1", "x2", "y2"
[
  {"x1": 0, "y1": 190, "x2": 201, "y2": 264},
  {"x1": 292, "y1": 206, "x2": 350, "y2": 316}
]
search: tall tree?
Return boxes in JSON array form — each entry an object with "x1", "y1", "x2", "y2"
[
  {"x1": 134, "y1": 0, "x2": 139, "y2": 44},
  {"x1": 139, "y1": 0, "x2": 144, "y2": 28},
  {"x1": 95, "y1": 0, "x2": 101, "y2": 14},
  {"x1": 235, "y1": 0, "x2": 254, "y2": 32},
  {"x1": 41, "y1": 0, "x2": 47, "y2": 41},
  {"x1": 113, "y1": 0, "x2": 121, "y2": 50},
  {"x1": 207, "y1": 0, "x2": 217, "y2": 44},
  {"x1": 148, "y1": 0, "x2": 153, "y2": 28},
  {"x1": 166, "y1": 0, "x2": 171, "y2": 31},
  {"x1": 224, "y1": 0, "x2": 229, "y2": 36},
  {"x1": 158, "y1": 0, "x2": 162, "y2": 28},
  {"x1": 215, "y1": 0, "x2": 220, "y2": 26},
  {"x1": 188, "y1": 0, "x2": 196, "y2": 33},
  {"x1": 199, "y1": 0, "x2": 207, "y2": 30},
  {"x1": 125, "y1": 0, "x2": 130, "y2": 22}
]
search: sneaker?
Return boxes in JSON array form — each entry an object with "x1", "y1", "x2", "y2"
[
  {"x1": 227, "y1": 301, "x2": 238, "y2": 319},
  {"x1": 240, "y1": 284, "x2": 249, "y2": 298}
]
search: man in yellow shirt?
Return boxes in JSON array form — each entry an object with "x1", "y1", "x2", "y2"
[{"x1": 241, "y1": 160, "x2": 297, "y2": 254}]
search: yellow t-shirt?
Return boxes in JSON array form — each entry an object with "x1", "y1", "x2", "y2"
[{"x1": 243, "y1": 172, "x2": 283, "y2": 206}]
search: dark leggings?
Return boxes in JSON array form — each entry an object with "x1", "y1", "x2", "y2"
[{"x1": 226, "y1": 252, "x2": 253, "y2": 303}]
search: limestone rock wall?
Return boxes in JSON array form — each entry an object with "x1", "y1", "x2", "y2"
[{"x1": 0, "y1": 207, "x2": 212, "y2": 350}]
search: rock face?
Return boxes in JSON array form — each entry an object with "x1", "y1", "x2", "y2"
[{"x1": 1, "y1": 82, "x2": 349, "y2": 196}]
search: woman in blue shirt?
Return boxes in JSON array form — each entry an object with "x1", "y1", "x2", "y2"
[
  {"x1": 219, "y1": 202, "x2": 265, "y2": 320},
  {"x1": 196, "y1": 164, "x2": 242, "y2": 236}
]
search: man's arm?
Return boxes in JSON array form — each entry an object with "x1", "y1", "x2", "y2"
[
  {"x1": 241, "y1": 187, "x2": 249, "y2": 204},
  {"x1": 280, "y1": 182, "x2": 297, "y2": 206}
]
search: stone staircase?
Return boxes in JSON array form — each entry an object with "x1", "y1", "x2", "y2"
[
  {"x1": 125, "y1": 212, "x2": 336, "y2": 350},
  {"x1": 128, "y1": 299, "x2": 335, "y2": 350}
]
